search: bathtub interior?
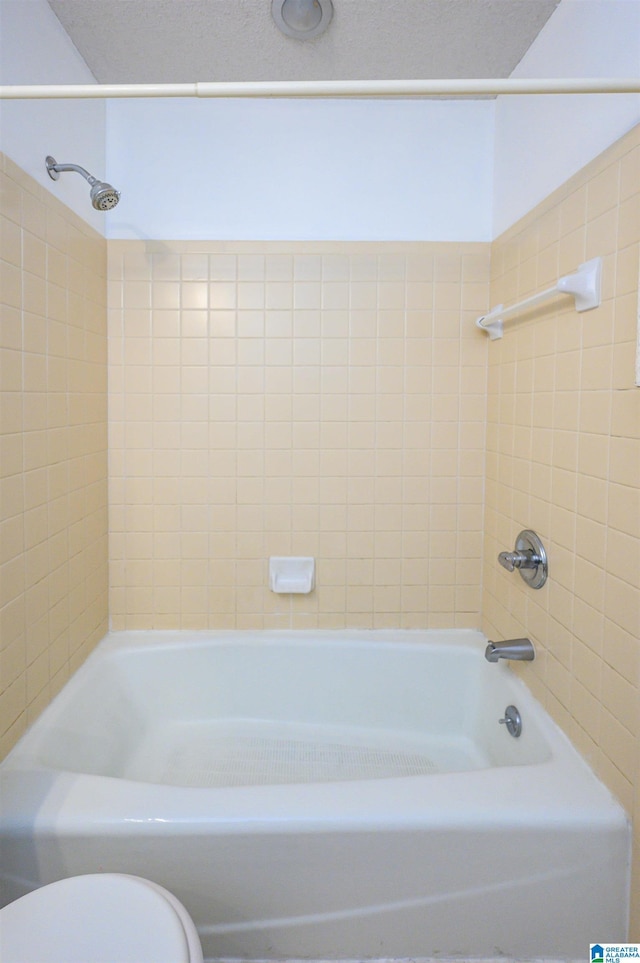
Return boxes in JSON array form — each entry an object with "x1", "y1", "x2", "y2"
[{"x1": 5, "y1": 630, "x2": 552, "y2": 787}]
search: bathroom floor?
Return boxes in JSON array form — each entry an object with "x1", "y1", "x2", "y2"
[{"x1": 218, "y1": 957, "x2": 583, "y2": 963}]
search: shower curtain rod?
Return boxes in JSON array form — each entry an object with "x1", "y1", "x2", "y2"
[{"x1": 1, "y1": 77, "x2": 640, "y2": 99}]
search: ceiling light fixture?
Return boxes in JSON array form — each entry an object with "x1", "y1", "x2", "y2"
[{"x1": 271, "y1": 0, "x2": 333, "y2": 39}]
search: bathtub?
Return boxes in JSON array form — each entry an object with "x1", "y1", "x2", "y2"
[{"x1": 0, "y1": 629, "x2": 630, "y2": 961}]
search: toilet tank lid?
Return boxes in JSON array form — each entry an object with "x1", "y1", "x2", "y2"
[{"x1": 0, "y1": 874, "x2": 200, "y2": 963}]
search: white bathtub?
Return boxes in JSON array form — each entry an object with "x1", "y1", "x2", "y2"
[{"x1": 0, "y1": 629, "x2": 630, "y2": 961}]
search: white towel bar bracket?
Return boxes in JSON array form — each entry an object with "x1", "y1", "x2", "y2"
[{"x1": 476, "y1": 257, "x2": 602, "y2": 340}]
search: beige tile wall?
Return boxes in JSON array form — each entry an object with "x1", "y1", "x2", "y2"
[
  {"x1": 4, "y1": 128, "x2": 637, "y2": 932},
  {"x1": 0, "y1": 153, "x2": 109, "y2": 758},
  {"x1": 481, "y1": 124, "x2": 640, "y2": 936},
  {"x1": 108, "y1": 241, "x2": 490, "y2": 631}
]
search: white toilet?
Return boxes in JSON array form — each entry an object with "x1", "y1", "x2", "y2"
[{"x1": 0, "y1": 873, "x2": 204, "y2": 962}]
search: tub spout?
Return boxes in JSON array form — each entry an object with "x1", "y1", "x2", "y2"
[{"x1": 485, "y1": 638, "x2": 535, "y2": 663}]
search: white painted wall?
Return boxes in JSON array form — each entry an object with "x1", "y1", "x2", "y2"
[
  {"x1": 2, "y1": 0, "x2": 637, "y2": 242},
  {"x1": 0, "y1": 0, "x2": 106, "y2": 233},
  {"x1": 105, "y1": 97, "x2": 495, "y2": 241},
  {"x1": 493, "y1": 0, "x2": 640, "y2": 237}
]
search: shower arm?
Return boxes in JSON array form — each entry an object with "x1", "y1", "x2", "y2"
[{"x1": 45, "y1": 158, "x2": 99, "y2": 187}]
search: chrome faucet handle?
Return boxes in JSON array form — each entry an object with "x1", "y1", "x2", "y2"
[
  {"x1": 497, "y1": 530, "x2": 548, "y2": 589},
  {"x1": 498, "y1": 549, "x2": 540, "y2": 571},
  {"x1": 498, "y1": 551, "x2": 516, "y2": 571},
  {"x1": 498, "y1": 550, "x2": 529, "y2": 572}
]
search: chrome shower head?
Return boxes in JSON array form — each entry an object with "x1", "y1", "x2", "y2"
[
  {"x1": 46, "y1": 156, "x2": 120, "y2": 211},
  {"x1": 89, "y1": 180, "x2": 120, "y2": 211}
]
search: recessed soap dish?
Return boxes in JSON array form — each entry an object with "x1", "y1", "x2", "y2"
[{"x1": 269, "y1": 557, "x2": 315, "y2": 594}]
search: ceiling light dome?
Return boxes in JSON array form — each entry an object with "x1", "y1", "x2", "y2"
[{"x1": 271, "y1": 0, "x2": 333, "y2": 39}]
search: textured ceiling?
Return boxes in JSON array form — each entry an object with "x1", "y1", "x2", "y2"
[{"x1": 47, "y1": 0, "x2": 561, "y2": 85}]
